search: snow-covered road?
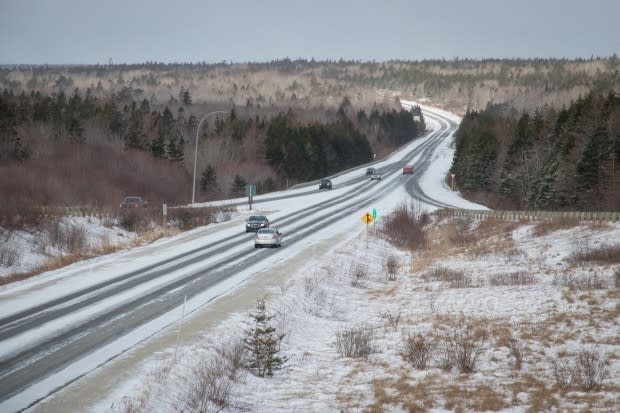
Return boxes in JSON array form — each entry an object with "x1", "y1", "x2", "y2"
[{"x1": 0, "y1": 103, "x2": 488, "y2": 412}]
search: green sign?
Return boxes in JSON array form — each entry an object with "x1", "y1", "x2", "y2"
[
  {"x1": 372, "y1": 208, "x2": 377, "y2": 220},
  {"x1": 245, "y1": 184, "x2": 256, "y2": 197}
]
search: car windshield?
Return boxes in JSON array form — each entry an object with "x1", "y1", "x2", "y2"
[
  {"x1": 249, "y1": 216, "x2": 266, "y2": 221},
  {"x1": 124, "y1": 197, "x2": 141, "y2": 203},
  {"x1": 257, "y1": 228, "x2": 275, "y2": 234}
]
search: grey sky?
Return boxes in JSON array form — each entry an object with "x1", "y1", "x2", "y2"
[{"x1": 1, "y1": 0, "x2": 619, "y2": 64}]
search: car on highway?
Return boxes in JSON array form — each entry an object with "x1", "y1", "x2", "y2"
[
  {"x1": 370, "y1": 173, "x2": 382, "y2": 181},
  {"x1": 403, "y1": 165, "x2": 414, "y2": 175},
  {"x1": 319, "y1": 178, "x2": 333, "y2": 190},
  {"x1": 366, "y1": 167, "x2": 376, "y2": 175},
  {"x1": 120, "y1": 196, "x2": 148, "y2": 208},
  {"x1": 254, "y1": 228, "x2": 282, "y2": 248},
  {"x1": 245, "y1": 215, "x2": 270, "y2": 232}
]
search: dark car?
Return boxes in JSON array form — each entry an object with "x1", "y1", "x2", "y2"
[
  {"x1": 120, "y1": 196, "x2": 148, "y2": 208},
  {"x1": 246, "y1": 215, "x2": 270, "y2": 232},
  {"x1": 318, "y1": 178, "x2": 333, "y2": 190},
  {"x1": 366, "y1": 167, "x2": 376, "y2": 175}
]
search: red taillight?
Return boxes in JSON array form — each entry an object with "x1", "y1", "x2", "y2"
[{"x1": 272, "y1": 234, "x2": 277, "y2": 239}]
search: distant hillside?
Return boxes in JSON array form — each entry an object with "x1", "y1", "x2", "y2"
[
  {"x1": 2, "y1": 57, "x2": 618, "y2": 115},
  {"x1": 1, "y1": 58, "x2": 618, "y2": 219}
]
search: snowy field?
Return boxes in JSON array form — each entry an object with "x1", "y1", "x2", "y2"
[{"x1": 84, "y1": 215, "x2": 618, "y2": 413}]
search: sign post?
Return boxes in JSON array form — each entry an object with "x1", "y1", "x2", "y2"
[
  {"x1": 372, "y1": 208, "x2": 377, "y2": 235},
  {"x1": 162, "y1": 203, "x2": 167, "y2": 226},
  {"x1": 450, "y1": 173, "x2": 456, "y2": 190},
  {"x1": 245, "y1": 184, "x2": 257, "y2": 210},
  {"x1": 361, "y1": 212, "x2": 373, "y2": 248}
]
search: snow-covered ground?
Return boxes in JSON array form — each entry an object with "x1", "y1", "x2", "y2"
[{"x1": 1, "y1": 104, "x2": 618, "y2": 412}]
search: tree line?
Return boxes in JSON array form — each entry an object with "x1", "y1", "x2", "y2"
[
  {"x1": 451, "y1": 91, "x2": 620, "y2": 211},
  {"x1": 0, "y1": 87, "x2": 424, "y2": 208}
]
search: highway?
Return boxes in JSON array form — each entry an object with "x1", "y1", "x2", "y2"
[{"x1": 0, "y1": 105, "x2": 461, "y2": 412}]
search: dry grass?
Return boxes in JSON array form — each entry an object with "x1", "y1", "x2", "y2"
[
  {"x1": 569, "y1": 241, "x2": 620, "y2": 265},
  {"x1": 489, "y1": 271, "x2": 536, "y2": 286},
  {"x1": 368, "y1": 373, "x2": 438, "y2": 413},
  {"x1": 442, "y1": 383, "x2": 508, "y2": 412},
  {"x1": 553, "y1": 273, "x2": 607, "y2": 290},
  {"x1": 0, "y1": 231, "x2": 171, "y2": 287},
  {"x1": 0, "y1": 207, "x2": 225, "y2": 286},
  {"x1": 519, "y1": 373, "x2": 559, "y2": 412},
  {"x1": 532, "y1": 217, "x2": 581, "y2": 236}
]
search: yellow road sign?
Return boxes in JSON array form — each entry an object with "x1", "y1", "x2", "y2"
[{"x1": 361, "y1": 212, "x2": 373, "y2": 224}]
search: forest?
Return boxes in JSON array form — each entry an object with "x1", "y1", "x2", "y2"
[
  {"x1": 0, "y1": 83, "x2": 424, "y2": 222},
  {"x1": 451, "y1": 91, "x2": 620, "y2": 211}
]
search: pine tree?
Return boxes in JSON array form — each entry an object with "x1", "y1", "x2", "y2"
[
  {"x1": 244, "y1": 299, "x2": 287, "y2": 377},
  {"x1": 150, "y1": 135, "x2": 166, "y2": 158},
  {"x1": 575, "y1": 126, "x2": 610, "y2": 208},
  {"x1": 230, "y1": 174, "x2": 248, "y2": 196},
  {"x1": 165, "y1": 137, "x2": 184, "y2": 161},
  {"x1": 200, "y1": 165, "x2": 217, "y2": 192},
  {"x1": 182, "y1": 89, "x2": 192, "y2": 106}
]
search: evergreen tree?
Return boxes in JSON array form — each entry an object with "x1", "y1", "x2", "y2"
[
  {"x1": 165, "y1": 137, "x2": 184, "y2": 161},
  {"x1": 231, "y1": 174, "x2": 248, "y2": 196},
  {"x1": 150, "y1": 135, "x2": 166, "y2": 158},
  {"x1": 182, "y1": 89, "x2": 192, "y2": 105},
  {"x1": 200, "y1": 165, "x2": 217, "y2": 193},
  {"x1": 575, "y1": 126, "x2": 610, "y2": 208},
  {"x1": 244, "y1": 299, "x2": 287, "y2": 377},
  {"x1": 0, "y1": 93, "x2": 18, "y2": 161},
  {"x1": 125, "y1": 103, "x2": 145, "y2": 149}
]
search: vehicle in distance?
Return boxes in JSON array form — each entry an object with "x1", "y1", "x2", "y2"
[
  {"x1": 254, "y1": 228, "x2": 282, "y2": 248},
  {"x1": 370, "y1": 173, "x2": 382, "y2": 181},
  {"x1": 403, "y1": 165, "x2": 414, "y2": 175},
  {"x1": 318, "y1": 178, "x2": 333, "y2": 190},
  {"x1": 246, "y1": 215, "x2": 270, "y2": 232},
  {"x1": 366, "y1": 167, "x2": 376, "y2": 175},
  {"x1": 120, "y1": 196, "x2": 148, "y2": 208}
]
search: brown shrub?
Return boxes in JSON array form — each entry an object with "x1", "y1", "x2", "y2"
[
  {"x1": 349, "y1": 262, "x2": 369, "y2": 288},
  {"x1": 383, "y1": 254, "x2": 399, "y2": 281},
  {"x1": 569, "y1": 241, "x2": 620, "y2": 264},
  {"x1": 401, "y1": 332, "x2": 433, "y2": 369},
  {"x1": 380, "y1": 202, "x2": 426, "y2": 250},
  {"x1": 489, "y1": 271, "x2": 536, "y2": 286},
  {"x1": 335, "y1": 325, "x2": 377, "y2": 359},
  {"x1": 433, "y1": 315, "x2": 487, "y2": 373},
  {"x1": 422, "y1": 266, "x2": 473, "y2": 288}
]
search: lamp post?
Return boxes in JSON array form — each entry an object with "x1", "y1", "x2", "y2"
[{"x1": 192, "y1": 110, "x2": 227, "y2": 205}]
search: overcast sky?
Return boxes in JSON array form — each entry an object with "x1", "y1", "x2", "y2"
[{"x1": 1, "y1": 0, "x2": 619, "y2": 65}]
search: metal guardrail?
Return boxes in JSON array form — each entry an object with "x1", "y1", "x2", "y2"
[{"x1": 433, "y1": 208, "x2": 620, "y2": 222}]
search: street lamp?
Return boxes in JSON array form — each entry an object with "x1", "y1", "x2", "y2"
[{"x1": 192, "y1": 110, "x2": 227, "y2": 205}]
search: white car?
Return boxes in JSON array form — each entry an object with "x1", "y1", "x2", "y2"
[
  {"x1": 254, "y1": 228, "x2": 283, "y2": 248},
  {"x1": 370, "y1": 173, "x2": 382, "y2": 181}
]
